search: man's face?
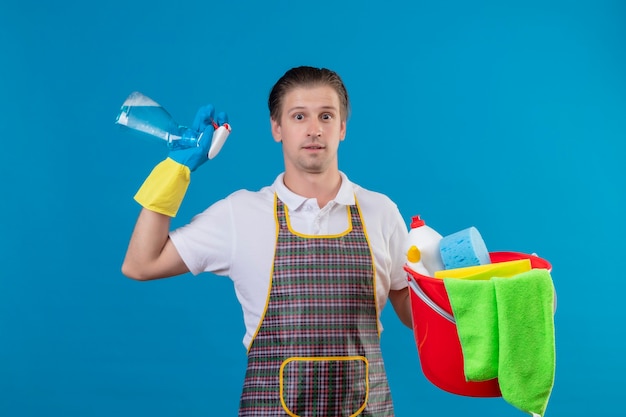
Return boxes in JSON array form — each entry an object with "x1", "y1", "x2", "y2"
[{"x1": 271, "y1": 85, "x2": 346, "y2": 176}]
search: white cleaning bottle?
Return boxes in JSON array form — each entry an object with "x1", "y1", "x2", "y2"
[{"x1": 407, "y1": 215, "x2": 445, "y2": 275}]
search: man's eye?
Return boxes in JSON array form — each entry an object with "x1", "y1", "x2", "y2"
[
  {"x1": 321, "y1": 113, "x2": 332, "y2": 120},
  {"x1": 294, "y1": 114, "x2": 304, "y2": 120}
]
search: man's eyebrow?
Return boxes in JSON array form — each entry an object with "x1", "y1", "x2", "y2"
[{"x1": 286, "y1": 105, "x2": 339, "y2": 113}]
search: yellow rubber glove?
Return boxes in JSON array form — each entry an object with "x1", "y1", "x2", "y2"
[{"x1": 134, "y1": 157, "x2": 191, "y2": 217}]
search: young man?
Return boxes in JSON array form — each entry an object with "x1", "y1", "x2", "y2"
[{"x1": 122, "y1": 66, "x2": 412, "y2": 416}]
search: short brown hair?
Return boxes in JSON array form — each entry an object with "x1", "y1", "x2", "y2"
[{"x1": 268, "y1": 66, "x2": 350, "y2": 122}]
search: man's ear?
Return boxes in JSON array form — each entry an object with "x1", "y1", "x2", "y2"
[
  {"x1": 340, "y1": 120, "x2": 347, "y2": 141},
  {"x1": 271, "y1": 117, "x2": 282, "y2": 143}
]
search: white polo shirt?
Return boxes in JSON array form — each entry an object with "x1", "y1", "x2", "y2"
[{"x1": 170, "y1": 172, "x2": 409, "y2": 349}]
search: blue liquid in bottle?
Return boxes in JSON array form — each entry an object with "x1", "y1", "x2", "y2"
[{"x1": 115, "y1": 92, "x2": 200, "y2": 150}]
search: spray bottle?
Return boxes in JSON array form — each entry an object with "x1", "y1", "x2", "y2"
[{"x1": 115, "y1": 91, "x2": 231, "y2": 159}]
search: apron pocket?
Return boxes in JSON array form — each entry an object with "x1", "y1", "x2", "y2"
[{"x1": 279, "y1": 356, "x2": 369, "y2": 417}]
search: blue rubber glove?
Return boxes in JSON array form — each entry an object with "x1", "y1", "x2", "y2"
[{"x1": 169, "y1": 104, "x2": 229, "y2": 172}]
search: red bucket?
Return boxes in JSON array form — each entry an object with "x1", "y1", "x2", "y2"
[{"x1": 405, "y1": 251, "x2": 552, "y2": 397}]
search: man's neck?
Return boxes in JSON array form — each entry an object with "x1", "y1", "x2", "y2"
[{"x1": 283, "y1": 169, "x2": 342, "y2": 208}]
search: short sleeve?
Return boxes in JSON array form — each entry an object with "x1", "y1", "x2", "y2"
[
  {"x1": 388, "y1": 207, "x2": 409, "y2": 291},
  {"x1": 169, "y1": 197, "x2": 234, "y2": 276}
]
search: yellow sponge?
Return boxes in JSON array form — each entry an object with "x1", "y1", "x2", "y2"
[{"x1": 434, "y1": 259, "x2": 532, "y2": 281}]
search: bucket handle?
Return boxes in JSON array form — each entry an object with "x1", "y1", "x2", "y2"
[{"x1": 407, "y1": 278, "x2": 456, "y2": 324}]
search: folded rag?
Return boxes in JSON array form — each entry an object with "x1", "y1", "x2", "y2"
[{"x1": 444, "y1": 269, "x2": 555, "y2": 417}]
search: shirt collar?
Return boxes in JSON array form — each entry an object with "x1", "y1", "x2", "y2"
[{"x1": 272, "y1": 171, "x2": 355, "y2": 211}]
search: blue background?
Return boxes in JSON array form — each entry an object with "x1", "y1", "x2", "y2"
[{"x1": 1, "y1": 0, "x2": 624, "y2": 416}]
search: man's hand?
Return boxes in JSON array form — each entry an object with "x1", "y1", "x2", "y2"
[
  {"x1": 133, "y1": 105, "x2": 230, "y2": 217},
  {"x1": 169, "y1": 105, "x2": 230, "y2": 172}
]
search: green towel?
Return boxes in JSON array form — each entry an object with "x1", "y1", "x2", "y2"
[
  {"x1": 443, "y1": 279, "x2": 500, "y2": 381},
  {"x1": 444, "y1": 269, "x2": 555, "y2": 417}
]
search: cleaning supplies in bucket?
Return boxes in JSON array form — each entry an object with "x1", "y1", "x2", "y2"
[
  {"x1": 404, "y1": 219, "x2": 502, "y2": 397},
  {"x1": 404, "y1": 217, "x2": 556, "y2": 416}
]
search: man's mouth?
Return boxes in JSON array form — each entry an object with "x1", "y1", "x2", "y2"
[{"x1": 302, "y1": 144, "x2": 325, "y2": 150}]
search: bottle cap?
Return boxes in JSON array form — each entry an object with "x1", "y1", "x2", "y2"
[{"x1": 410, "y1": 215, "x2": 425, "y2": 229}]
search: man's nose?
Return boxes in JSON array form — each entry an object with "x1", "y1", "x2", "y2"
[{"x1": 307, "y1": 119, "x2": 322, "y2": 137}]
